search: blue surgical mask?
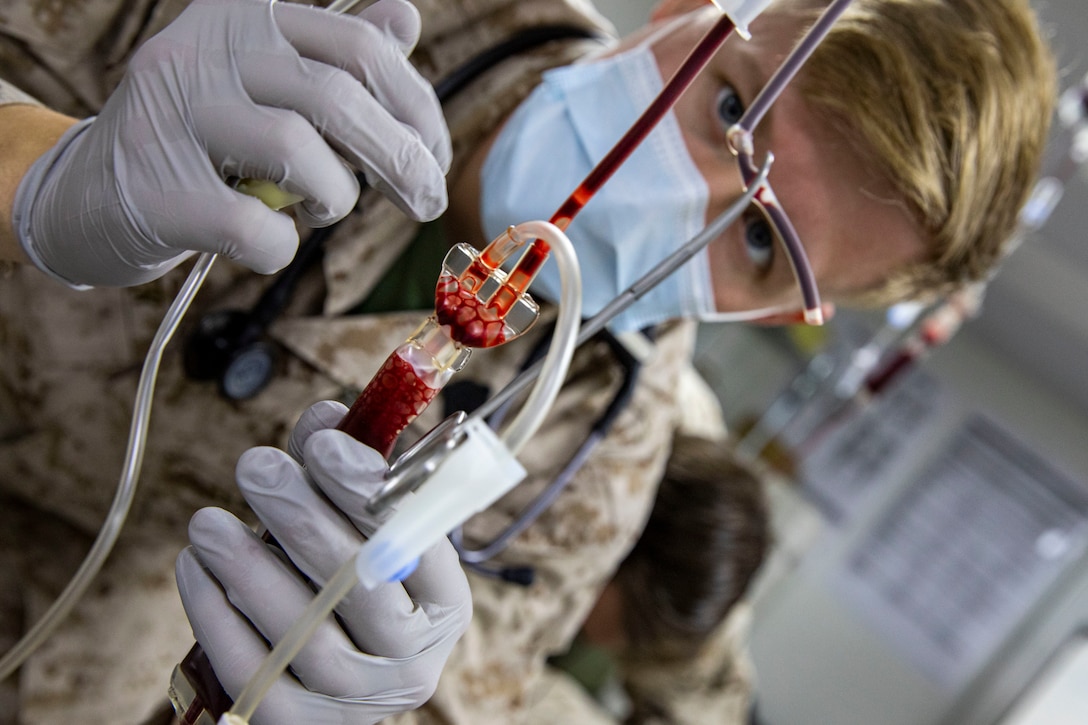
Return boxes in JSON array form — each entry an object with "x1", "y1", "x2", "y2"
[{"x1": 479, "y1": 43, "x2": 716, "y2": 333}]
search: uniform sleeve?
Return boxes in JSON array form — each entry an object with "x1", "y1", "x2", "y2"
[
  {"x1": 0, "y1": 79, "x2": 42, "y2": 108},
  {"x1": 674, "y1": 363, "x2": 728, "y2": 440}
]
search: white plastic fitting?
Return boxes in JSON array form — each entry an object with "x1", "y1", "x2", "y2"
[
  {"x1": 710, "y1": 0, "x2": 774, "y2": 38},
  {"x1": 355, "y1": 416, "x2": 527, "y2": 589}
]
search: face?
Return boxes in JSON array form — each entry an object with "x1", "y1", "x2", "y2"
[{"x1": 629, "y1": 2, "x2": 925, "y2": 315}]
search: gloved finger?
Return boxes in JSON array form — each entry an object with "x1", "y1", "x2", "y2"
[
  {"x1": 179, "y1": 547, "x2": 427, "y2": 724},
  {"x1": 287, "y1": 400, "x2": 349, "y2": 464},
  {"x1": 354, "y1": 0, "x2": 423, "y2": 55},
  {"x1": 187, "y1": 506, "x2": 377, "y2": 698},
  {"x1": 301, "y1": 429, "x2": 390, "y2": 535},
  {"x1": 237, "y1": 446, "x2": 442, "y2": 659},
  {"x1": 400, "y1": 534, "x2": 474, "y2": 629},
  {"x1": 165, "y1": 182, "x2": 301, "y2": 274},
  {"x1": 182, "y1": 541, "x2": 370, "y2": 724},
  {"x1": 196, "y1": 98, "x2": 361, "y2": 228},
  {"x1": 179, "y1": 548, "x2": 414, "y2": 725},
  {"x1": 238, "y1": 48, "x2": 445, "y2": 223},
  {"x1": 101, "y1": 89, "x2": 304, "y2": 274},
  {"x1": 305, "y1": 429, "x2": 473, "y2": 621},
  {"x1": 274, "y1": 2, "x2": 450, "y2": 170},
  {"x1": 176, "y1": 546, "x2": 279, "y2": 700},
  {"x1": 273, "y1": 1, "x2": 452, "y2": 174}
]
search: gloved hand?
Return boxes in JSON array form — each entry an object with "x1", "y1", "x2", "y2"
[
  {"x1": 14, "y1": 0, "x2": 450, "y2": 288},
  {"x1": 176, "y1": 401, "x2": 472, "y2": 724}
]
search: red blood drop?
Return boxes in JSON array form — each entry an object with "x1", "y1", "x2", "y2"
[{"x1": 434, "y1": 272, "x2": 509, "y2": 348}]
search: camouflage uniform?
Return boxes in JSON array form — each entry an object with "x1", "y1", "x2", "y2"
[{"x1": 0, "y1": 1, "x2": 754, "y2": 723}]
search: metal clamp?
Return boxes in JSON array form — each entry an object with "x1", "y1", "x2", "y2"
[{"x1": 366, "y1": 412, "x2": 469, "y2": 516}]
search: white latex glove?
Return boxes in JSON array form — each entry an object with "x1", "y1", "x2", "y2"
[
  {"x1": 176, "y1": 401, "x2": 472, "y2": 724},
  {"x1": 14, "y1": 0, "x2": 451, "y2": 288}
]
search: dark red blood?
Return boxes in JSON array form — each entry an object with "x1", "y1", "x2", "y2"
[
  {"x1": 336, "y1": 350, "x2": 441, "y2": 459},
  {"x1": 502, "y1": 242, "x2": 549, "y2": 307},
  {"x1": 547, "y1": 16, "x2": 735, "y2": 229},
  {"x1": 434, "y1": 272, "x2": 509, "y2": 348}
]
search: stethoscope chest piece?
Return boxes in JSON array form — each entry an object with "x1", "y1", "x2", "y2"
[{"x1": 183, "y1": 308, "x2": 278, "y2": 401}]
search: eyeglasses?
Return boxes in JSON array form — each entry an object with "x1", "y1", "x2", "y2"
[{"x1": 722, "y1": 0, "x2": 856, "y2": 326}]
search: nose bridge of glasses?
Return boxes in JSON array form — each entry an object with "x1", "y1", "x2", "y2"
[{"x1": 726, "y1": 123, "x2": 765, "y2": 188}]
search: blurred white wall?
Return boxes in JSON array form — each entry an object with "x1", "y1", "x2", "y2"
[{"x1": 592, "y1": 0, "x2": 657, "y2": 35}]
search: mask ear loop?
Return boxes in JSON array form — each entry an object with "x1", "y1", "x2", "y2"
[
  {"x1": 725, "y1": 0, "x2": 856, "y2": 325},
  {"x1": 702, "y1": 302, "x2": 802, "y2": 323}
]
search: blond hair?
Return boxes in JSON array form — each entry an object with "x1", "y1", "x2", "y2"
[{"x1": 785, "y1": 0, "x2": 1056, "y2": 305}]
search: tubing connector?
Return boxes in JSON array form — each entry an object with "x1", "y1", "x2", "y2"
[
  {"x1": 439, "y1": 242, "x2": 539, "y2": 343},
  {"x1": 355, "y1": 416, "x2": 526, "y2": 588}
]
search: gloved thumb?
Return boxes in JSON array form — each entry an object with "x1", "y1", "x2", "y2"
[
  {"x1": 304, "y1": 429, "x2": 391, "y2": 533},
  {"x1": 287, "y1": 400, "x2": 350, "y2": 463}
]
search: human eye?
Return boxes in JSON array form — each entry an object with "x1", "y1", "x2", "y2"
[
  {"x1": 743, "y1": 210, "x2": 775, "y2": 272},
  {"x1": 716, "y1": 84, "x2": 746, "y2": 127}
]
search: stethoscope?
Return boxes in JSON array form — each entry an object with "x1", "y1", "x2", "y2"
[
  {"x1": 448, "y1": 323, "x2": 646, "y2": 586},
  {"x1": 182, "y1": 24, "x2": 610, "y2": 401}
]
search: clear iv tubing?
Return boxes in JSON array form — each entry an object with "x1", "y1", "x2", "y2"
[
  {"x1": 491, "y1": 222, "x2": 582, "y2": 454},
  {"x1": 223, "y1": 221, "x2": 580, "y2": 724},
  {"x1": 0, "y1": 252, "x2": 217, "y2": 682}
]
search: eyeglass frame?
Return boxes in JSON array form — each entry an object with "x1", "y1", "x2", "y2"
[{"x1": 723, "y1": 0, "x2": 856, "y2": 325}]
